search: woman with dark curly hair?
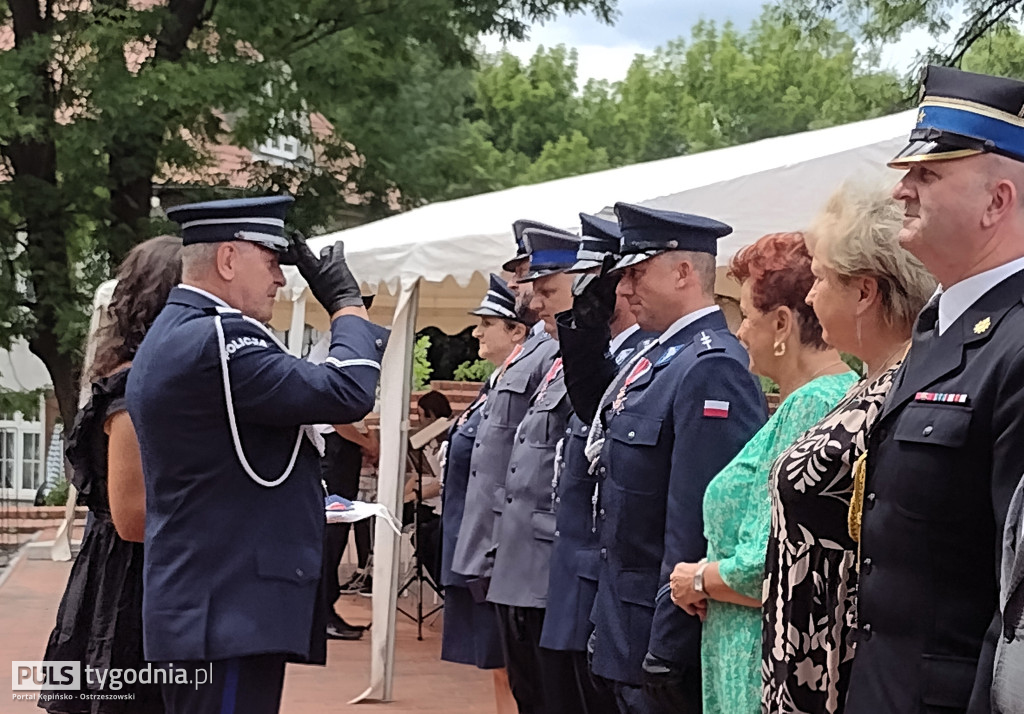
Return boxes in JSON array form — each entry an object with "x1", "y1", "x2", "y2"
[{"x1": 39, "y1": 235, "x2": 182, "y2": 714}]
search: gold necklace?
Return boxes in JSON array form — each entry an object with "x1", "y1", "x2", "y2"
[{"x1": 866, "y1": 341, "x2": 911, "y2": 380}]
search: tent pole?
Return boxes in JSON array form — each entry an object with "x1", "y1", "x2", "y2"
[
  {"x1": 286, "y1": 292, "x2": 307, "y2": 356},
  {"x1": 351, "y1": 279, "x2": 419, "y2": 704}
]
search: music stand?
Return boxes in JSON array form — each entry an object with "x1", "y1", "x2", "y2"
[{"x1": 396, "y1": 417, "x2": 451, "y2": 639}]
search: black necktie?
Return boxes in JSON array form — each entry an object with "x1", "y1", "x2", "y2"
[
  {"x1": 916, "y1": 294, "x2": 940, "y2": 336},
  {"x1": 895, "y1": 295, "x2": 940, "y2": 392}
]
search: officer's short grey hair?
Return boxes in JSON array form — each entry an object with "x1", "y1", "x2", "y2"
[
  {"x1": 805, "y1": 182, "x2": 936, "y2": 331},
  {"x1": 181, "y1": 242, "x2": 221, "y2": 282}
]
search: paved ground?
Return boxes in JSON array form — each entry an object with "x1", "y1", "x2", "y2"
[{"x1": 0, "y1": 554, "x2": 495, "y2": 713}]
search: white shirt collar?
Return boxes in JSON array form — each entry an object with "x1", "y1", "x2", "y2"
[
  {"x1": 609, "y1": 323, "x2": 640, "y2": 354},
  {"x1": 658, "y1": 305, "x2": 720, "y2": 345},
  {"x1": 178, "y1": 283, "x2": 231, "y2": 309},
  {"x1": 937, "y1": 256, "x2": 1024, "y2": 335}
]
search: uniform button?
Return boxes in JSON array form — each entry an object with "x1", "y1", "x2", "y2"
[
  {"x1": 600, "y1": 548, "x2": 607, "y2": 559},
  {"x1": 555, "y1": 496, "x2": 561, "y2": 504},
  {"x1": 599, "y1": 508, "x2": 606, "y2": 519},
  {"x1": 582, "y1": 426, "x2": 589, "y2": 433},
  {"x1": 922, "y1": 425, "x2": 933, "y2": 436},
  {"x1": 599, "y1": 466, "x2": 607, "y2": 475},
  {"x1": 506, "y1": 496, "x2": 513, "y2": 504},
  {"x1": 511, "y1": 466, "x2": 516, "y2": 473},
  {"x1": 375, "y1": 338, "x2": 383, "y2": 347},
  {"x1": 866, "y1": 492, "x2": 876, "y2": 509},
  {"x1": 627, "y1": 431, "x2": 636, "y2": 439},
  {"x1": 296, "y1": 568, "x2": 304, "y2": 577},
  {"x1": 876, "y1": 426, "x2": 889, "y2": 441},
  {"x1": 860, "y1": 623, "x2": 872, "y2": 641},
  {"x1": 554, "y1": 530, "x2": 560, "y2": 537},
  {"x1": 475, "y1": 442, "x2": 480, "y2": 448},
  {"x1": 471, "y1": 470, "x2": 477, "y2": 476},
  {"x1": 861, "y1": 557, "x2": 872, "y2": 574},
  {"x1": 566, "y1": 428, "x2": 571, "y2": 435},
  {"x1": 519, "y1": 435, "x2": 525, "y2": 443}
]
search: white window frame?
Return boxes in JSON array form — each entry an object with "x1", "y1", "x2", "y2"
[{"x1": 0, "y1": 394, "x2": 46, "y2": 502}]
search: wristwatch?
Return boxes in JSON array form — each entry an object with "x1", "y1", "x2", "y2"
[{"x1": 693, "y1": 558, "x2": 710, "y2": 594}]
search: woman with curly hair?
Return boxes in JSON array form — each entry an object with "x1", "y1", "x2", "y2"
[
  {"x1": 40, "y1": 235, "x2": 182, "y2": 714},
  {"x1": 668, "y1": 232, "x2": 858, "y2": 713}
]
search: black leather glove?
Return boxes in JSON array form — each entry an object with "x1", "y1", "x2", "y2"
[
  {"x1": 571, "y1": 258, "x2": 621, "y2": 330},
  {"x1": 284, "y1": 232, "x2": 363, "y2": 314},
  {"x1": 641, "y1": 652, "x2": 701, "y2": 712}
]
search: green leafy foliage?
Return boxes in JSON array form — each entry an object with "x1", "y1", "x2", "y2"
[
  {"x1": 782, "y1": 0, "x2": 1024, "y2": 68},
  {"x1": 413, "y1": 334, "x2": 433, "y2": 389},
  {"x1": 0, "y1": 0, "x2": 615, "y2": 427},
  {"x1": 453, "y1": 358, "x2": 497, "y2": 382},
  {"x1": 43, "y1": 478, "x2": 70, "y2": 507}
]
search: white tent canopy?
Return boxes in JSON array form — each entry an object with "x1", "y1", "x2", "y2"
[
  {"x1": 276, "y1": 109, "x2": 919, "y2": 703},
  {"x1": 273, "y1": 109, "x2": 914, "y2": 339}
]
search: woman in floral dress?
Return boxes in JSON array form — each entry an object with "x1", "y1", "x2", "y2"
[{"x1": 761, "y1": 184, "x2": 936, "y2": 713}]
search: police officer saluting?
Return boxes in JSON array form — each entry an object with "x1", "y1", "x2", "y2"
[
  {"x1": 127, "y1": 196, "x2": 389, "y2": 714},
  {"x1": 487, "y1": 226, "x2": 580, "y2": 713},
  {"x1": 539, "y1": 213, "x2": 648, "y2": 714},
  {"x1": 571, "y1": 203, "x2": 766, "y2": 714},
  {"x1": 847, "y1": 67, "x2": 1024, "y2": 714}
]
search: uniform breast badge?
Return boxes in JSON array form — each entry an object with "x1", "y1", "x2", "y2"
[
  {"x1": 973, "y1": 316, "x2": 991, "y2": 334},
  {"x1": 611, "y1": 357, "x2": 651, "y2": 414}
]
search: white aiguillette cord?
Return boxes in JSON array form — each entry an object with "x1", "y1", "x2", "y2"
[{"x1": 213, "y1": 309, "x2": 303, "y2": 487}]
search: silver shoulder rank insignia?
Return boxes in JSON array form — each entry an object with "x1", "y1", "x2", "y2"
[{"x1": 973, "y1": 317, "x2": 991, "y2": 334}]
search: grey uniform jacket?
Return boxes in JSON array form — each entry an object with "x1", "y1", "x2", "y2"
[
  {"x1": 451, "y1": 330, "x2": 558, "y2": 580},
  {"x1": 994, "y1": 474, "x2": 1024, "y2": 714},
  {"x1": 487, "y1": 359, "x2": 572, "y2": 608}
]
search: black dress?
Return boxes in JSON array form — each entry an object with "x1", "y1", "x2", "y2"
[{"x1": 39, "y1": 369, "x2": 163, "y2": 713}]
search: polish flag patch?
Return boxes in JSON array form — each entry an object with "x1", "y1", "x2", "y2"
[{"x1": 703, "y1": 400, "x2": 730, "y2": 418}]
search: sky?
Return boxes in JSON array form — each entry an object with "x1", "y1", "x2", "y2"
[{"x1": 480, "y1": 0, "x2": 944, "y2": 86}]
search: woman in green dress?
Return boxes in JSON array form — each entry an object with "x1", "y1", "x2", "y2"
[{"x1": 668, "y1": 232, "x2": 858, "y2": 714}]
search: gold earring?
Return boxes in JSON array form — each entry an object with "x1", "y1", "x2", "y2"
[{"x1": 774, "y1": 342, "x2": 786, "y2": 357}]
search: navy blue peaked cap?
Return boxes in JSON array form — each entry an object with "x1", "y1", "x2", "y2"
[
  {"x1": 612, "y1": 203, "x2": 732, "y2": 270},
  {"x1": 567, "y1": 212, "x2": 622, "y2": 273},
  {"x1": 520, "y1": 227, "x2": 581, "y2": 282},
  {"x1": 167, "y1": 195, "x2": 295, "y2": 256},
  {"x1": 504, "y1": 219, "x2": 563, "y2": 272},
  {"x1": 470, "y1": 274, "x2": 523, "y2": 322},
  {"x1": 891, "y1": 65, "x2": 1024, "y2": 167}
]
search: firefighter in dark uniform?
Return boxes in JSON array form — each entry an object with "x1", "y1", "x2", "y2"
[
  {"x1": 847, "y1": 67, "x2": 1024, "y2": 714},
  {"x1": 127, "y1": 196, "x2": 389, "y2": 714},
  {"x1": 540, "y1": 213, "x2": 649, "y2": 714},
  {"x1": 568, "y1": 203, "x2": 766, "y2": 714}
]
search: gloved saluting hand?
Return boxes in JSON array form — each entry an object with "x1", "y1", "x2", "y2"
[
  {"x1": 283, "y1": 232, "x2": 363, "y2": 314},
  {"x1": 570, "y1": 253, "x2": 622, "y2": 330}
]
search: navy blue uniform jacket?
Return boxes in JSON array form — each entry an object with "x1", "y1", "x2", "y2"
[
  {"x1": 588, "y1": 310, "x2": 766, "y2": 685},
  {"x1": 127, "y1": 287, "x2": 389, "y2": 663}
]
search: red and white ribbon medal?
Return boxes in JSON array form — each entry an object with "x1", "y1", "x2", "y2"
[
  {"x1": 536, "y1": 358, "x2": 563, "y2": 402},
  {"x1": 612, "y1": 357, "x2": 651, "y2": 413}
]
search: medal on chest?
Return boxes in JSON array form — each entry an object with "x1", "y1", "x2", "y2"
[
  {"x1": 535, "y1": 358, "x2": 563, "y2": 403},
  {"x1": 611, "y1": 357, "x2": 652, "y2": 414},
  {"x1": 457, "y1": 392, "x2": 487, "y2": 427}
]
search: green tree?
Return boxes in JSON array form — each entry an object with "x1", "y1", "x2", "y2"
[
  {"x1": 783, "y1": 0, "x2": 1024, "y2": 67},
  {"x1": 0, "y1": 0, "x2": 615, "y2": 427}
]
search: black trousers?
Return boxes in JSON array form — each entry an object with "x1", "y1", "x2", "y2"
[
  {"x1": 321, "y1": 431, "x2": 371, "y2": 611},
  {"x1": 570, "y1": 649, "x2": 619, "y2": 714},
  {"x1": 159, "y1": 655, "x2": 286, "y2": 714},
  {"x1": 595, "y1": 672, "x2": 701, "y2": 714},
  {"x1": 494, "y1": 604, "x2": 587, "y2": 714}
]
